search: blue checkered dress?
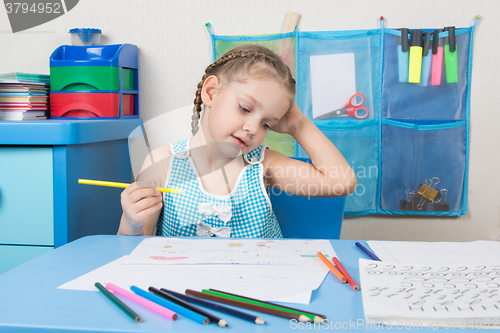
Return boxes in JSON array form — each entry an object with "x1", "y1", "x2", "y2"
[{"x1": 156, "y1": 138, "x2": 282, "y2": 238}]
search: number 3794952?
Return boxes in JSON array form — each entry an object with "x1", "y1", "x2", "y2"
[{"x1": 5, "y1": 2, "x2": 62, "y2": 14}]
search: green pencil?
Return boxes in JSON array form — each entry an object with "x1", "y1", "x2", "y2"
[
  {"x1": 202, "y1": 289, "x2": 322, "y2": 323},
  {"x1": 208, "y1": 288, "x2": 326, "y2": 322},
  {"x1": 95, "y1": 282, "x2": 142, "y2": 323}
]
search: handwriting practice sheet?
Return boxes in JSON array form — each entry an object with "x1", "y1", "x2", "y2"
[
  {"x1": 359, "y1": 259, "x2": 500, "y2": 329},
  {"x1": 367, "y1": 241, "x2": 500, "y2": 266}
]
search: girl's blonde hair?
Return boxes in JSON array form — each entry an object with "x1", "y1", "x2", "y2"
[{"x1": 191, "y1": 44, "x2": 296, "y2": 134}]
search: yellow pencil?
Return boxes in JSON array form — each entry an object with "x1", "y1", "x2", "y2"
[{"x1": 78, "y1": 179, "x2": 184, "y2": 194}]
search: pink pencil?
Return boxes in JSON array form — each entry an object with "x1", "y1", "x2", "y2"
[{"x1": 106, "y1": 283, "x2": 177, "y2": 321}]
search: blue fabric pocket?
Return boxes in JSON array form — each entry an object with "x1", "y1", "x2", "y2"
[
  {"x1": 297, "y1": 30, "x2": 381, "y2": 124},
  {"x1": 380, "y1": 119, "x2": 466, "y2": 215},
  {"x1": 298, "y1": 120, "x2": 379, "y2": 214},
  {"x1": 382, "y1": 29, "x2": 471, "y2": 120}
]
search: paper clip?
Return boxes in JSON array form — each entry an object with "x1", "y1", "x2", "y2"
[
  {"x1": 441, "y1": 189, "x2": 447, "y2": 203},
  {"x1": 401, "y1": 189, "x2": 415, "y2": 211},
  {"x1": 417, "y1": 177, "x2": 440, "y2": 210},
  {"x1": 434, "y1": 189, "x2": 449, "y2": 211}
]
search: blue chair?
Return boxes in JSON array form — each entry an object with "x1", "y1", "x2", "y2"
[{"x1": 269, "y1": 157, "x2": 346, "y2": 239}]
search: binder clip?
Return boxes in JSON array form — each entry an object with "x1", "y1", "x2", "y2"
[
  {"x1": 434, "y1": 189, "x2": 449, "y2": 211},
  {"x1": 400, "y1": 189, "x2": 416, "y2": 211},
  {"x1": 416, "y1": 177, "x2": 442, "y2": 210}
]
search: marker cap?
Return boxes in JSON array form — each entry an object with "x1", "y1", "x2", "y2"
[
  {"x1": 444, "y1": 26, "x2": 456, "y2": 52},
  {"x1": 410, "y1": 30, "x2": 423, "y2": 47},
  {"x1": 398, "y1": 28, "x2": 409, "y2": 52},
  {"x1": 422, "y1": 31, "x2": 432, "y2": 56},
  {"x1": 432, "y1": 29, "x2": 444, "y2": 54}
]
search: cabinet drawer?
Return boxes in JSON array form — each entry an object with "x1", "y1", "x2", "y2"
[
  {"x1": 0, "y1": 245, "x2": 53, "y2": 275},
  {"x1": 0, "y1": 147, "x2": 54, "y2": 245}
]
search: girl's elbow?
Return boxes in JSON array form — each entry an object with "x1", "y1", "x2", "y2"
[{"x1": 324, "y1": 173, "x2": 356, "y2": 197}]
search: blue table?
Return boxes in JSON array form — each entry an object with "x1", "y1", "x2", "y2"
[{"x1": 0, "y1": 235, "x2": 488, "y2": 332}]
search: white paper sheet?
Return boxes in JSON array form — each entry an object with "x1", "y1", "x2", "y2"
[
  {"x1": 359, "y1": 259, "x2": 500, "y2": 329},
  {"x1": 58, "y1": 256, "x2": 329, "y2": 304},
  {"x1": 123, "y1": 238, "x2": 337, "y2": 266},
  {"x1": 367, "y1": 241, "x2": 500, "y2": 266},
  {"x1": 310, "y1": 53, "x2": 356, "y2": 120}
]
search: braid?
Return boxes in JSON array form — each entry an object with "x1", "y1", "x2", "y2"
[
  {"x1": 191, "y1": 75, "x2": 207, "y2": 135},
  {"x1": 191, "y1": 52, "x2": 248, "y2": 135},
  {"x1": 191, "y1": 45, "x2": 295, "y2": 135}
]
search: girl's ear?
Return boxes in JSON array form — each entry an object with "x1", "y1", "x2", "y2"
[{"x1": 201, "y1": 75, "x2": 220, "y2": 108}]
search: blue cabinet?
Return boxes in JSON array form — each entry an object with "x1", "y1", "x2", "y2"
[{"x1": 0, "y1": 119, "x2": 142, "y2": 274}]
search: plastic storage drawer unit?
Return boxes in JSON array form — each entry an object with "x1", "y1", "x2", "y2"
[{"x1": 49, "y1": 44, "x2": 139, "y2": 119}]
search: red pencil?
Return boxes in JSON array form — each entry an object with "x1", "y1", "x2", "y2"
[
  {"x1": 317, "y1": 252, "x2": 346, "y2": 283},
  {"x1": 331, "y1": 257, "x2": 359, "y2": 291}
]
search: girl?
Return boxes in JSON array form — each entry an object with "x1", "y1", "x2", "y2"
[{"x1": 118, "y1": 44, "x2": 356, "y2": 237}]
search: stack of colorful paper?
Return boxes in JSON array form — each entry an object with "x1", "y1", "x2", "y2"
[{"x1": 0, "y1": 72, "x2": 50, "y2": 120}]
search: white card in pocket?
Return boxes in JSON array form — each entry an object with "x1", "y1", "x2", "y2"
[{"x1": 310, "y1": 53, "x2": 356, "y2": 120}]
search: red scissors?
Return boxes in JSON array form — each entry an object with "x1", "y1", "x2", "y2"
[{"x1": 331, "y1": 93, "x2": 369, "y2": 119}]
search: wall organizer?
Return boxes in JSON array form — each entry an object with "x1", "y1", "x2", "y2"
[{"x1": 206, "y1": 16, "x2": 480, "y2": 216}]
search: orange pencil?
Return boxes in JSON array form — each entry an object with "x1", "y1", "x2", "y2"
[
  {"x1": 332, "y1": 257, "x2": 360, "y2": 291},
  {"x1": 317, "y1": 252, "x2": 347, "y2": 283}
]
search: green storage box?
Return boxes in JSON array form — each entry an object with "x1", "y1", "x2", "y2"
[{"x1": 50, "y1": 66, "x2": 135, "y2": 91}]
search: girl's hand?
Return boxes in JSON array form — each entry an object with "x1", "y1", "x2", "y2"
[
  {"x1": 270, "y1": 103, "x2": 306, "y2": 135},
  {"x1": 120, "y1": 181, "x2": 163, "y2": 231}
]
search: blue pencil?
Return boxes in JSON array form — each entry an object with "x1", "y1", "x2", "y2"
[
  {"x1": 355, "y1": 242, "x2": 381, "y2": 261},
  {"x1": 130, "y1": 286, "x2": 209, "y2": 325},
  {"x1": 149, "y1": 287, "x2": 227, "y2": 327},
  {"x1": 160, "y1": 288, "x2": 266, "y2": 325}
]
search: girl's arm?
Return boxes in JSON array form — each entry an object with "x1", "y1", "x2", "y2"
[
  {"x1": 264, "y1": 104, "x2": 356, "y2": 197},
  {"x1": 117, "y1": 145, "x2": 171, "y2": 235}
]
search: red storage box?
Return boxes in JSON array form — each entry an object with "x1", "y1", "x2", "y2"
[
  {"x1": 122, "y1": 94, "x2": 135, "y2": 116},
  {"x1": 50, "y1": 92, "x2": 135, "y2": 118}
]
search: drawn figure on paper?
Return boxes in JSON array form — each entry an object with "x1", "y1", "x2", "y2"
[
  {"x1": 149, "y1": 256, "x2": 188, "y2": 261},
  {"x1": 255, "y1": 241, "x2": 278, "y2": 249},
  {"x1": 227, "y1": 243, "x2": 244, "y2": 247}
]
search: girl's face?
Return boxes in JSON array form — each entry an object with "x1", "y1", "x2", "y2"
[{"x1": 204, "y1": 76, "x2": 292, "y2": 156}]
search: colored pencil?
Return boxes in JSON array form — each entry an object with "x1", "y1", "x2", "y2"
[
  {"x1": 148, "y1": 287, "x2": 225, "y2": 327},
  {"x1": 78, "y1": 179, "x2": 184, "y2": 194},
  {"x1": 208, "y1": 288, "x2": 326, "y2": 323},
  {"x1": 105, "y1": 283, "x2": 177, "y2": 320},
  {"x1": 94, "y1": 282, "x2": 142, "y2": 323},
  {"x1": 331, "y1": 257, "x2": 360, "y2": 291},
  {"x1": 355, "y1": 242, "x2": 381, "y2": 261},
  {"x1": 317, "y1": 252, "x2": 347, "y2": 283},
  {"x1": 185, "y1": 289, "x2": 310, "y2": 322},
  {"x1": 161, "y1": 288, "x2": 265, "y2": 325},
  {"x1": 130, "y1": 286, "x2": 209, "y2": 325}
]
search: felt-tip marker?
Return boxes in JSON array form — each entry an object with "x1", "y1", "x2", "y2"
[
  {"x1": 418, "y1": 31, "x2": 432, "y2": 87},
  {"x1": 397, "y1": 28, "x2": 409, "y2": 83},
  {"x1": 444, "y1": 26, "x2": 458, "y2": 83},
  {"x1": 431, "y1": 29, "x2": 444, "y2": 85},
  {"x1": 408, "y1": 29, "x2": 424, "y2": 84}
]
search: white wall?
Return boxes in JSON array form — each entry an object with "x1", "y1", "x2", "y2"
[{"x1": 1, "y1": 0, "x2": 498, "y2": 242}]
